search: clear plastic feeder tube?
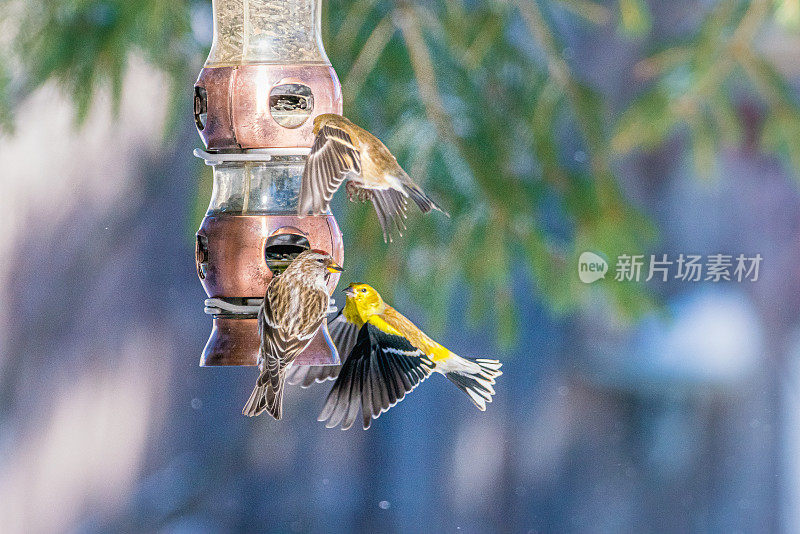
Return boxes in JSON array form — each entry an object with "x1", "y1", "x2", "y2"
[
  {"x1": 207, "y1": 156, "x2": 305, "y2": 214},
  {"x1": 206, "y1": 0, "x2": 330, "y2": 66}
]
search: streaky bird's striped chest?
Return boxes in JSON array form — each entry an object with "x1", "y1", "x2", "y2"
[{"x1": 269, "y1": 278, "x2": 327, "y2": 337}]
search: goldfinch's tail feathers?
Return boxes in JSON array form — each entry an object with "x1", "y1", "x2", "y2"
[{"x1": 444, "y1": 356, "x2": 502, "y2": 411}]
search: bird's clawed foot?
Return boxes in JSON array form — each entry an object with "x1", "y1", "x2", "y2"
[
  {"x1": 345, "y1": 181, "x2": 371, "y2": 203},
  {"x1": 345, "y1": 181, "x2": 358, "y2": 202}
]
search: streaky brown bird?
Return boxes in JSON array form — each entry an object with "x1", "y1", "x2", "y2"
[
  {"x1": 243, "y1": 249, "x2": 342, "y2": 419},
  {"x1": 298, "y1": 113, "x2": 448, "y2": 242}
]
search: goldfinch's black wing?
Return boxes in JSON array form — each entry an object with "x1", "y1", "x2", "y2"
[
  {"x1": 327, "y1": 311, "x2": 360, "y2": 362},
  {"x1": 367, "y1": 188, "x2": 409, "y2": 242},
  {"x1": 285, "y1": 363, "x2": 341, "y2": 388},
  {"x1": 318, "y1": 323, "x2": 434, "y2": 430},
  {"x1": 285, "y1": 312, "x2": 359, "y2": 387},
  {"x1": 298, "y1": 124, "x2": 361, "y2": 216}
]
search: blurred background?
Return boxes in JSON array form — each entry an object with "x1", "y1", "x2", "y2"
[{"x1": 1, "y1": 0, "x2": 800, "y2": 532}]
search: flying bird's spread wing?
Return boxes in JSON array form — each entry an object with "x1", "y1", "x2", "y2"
[
  {"x1": 285, "y1": 363, "x2": 341, "y2": 388},
  {"x1": 298, "y1": 124, "x2": 361, "y2": 216},
  {"x1": 327, "y1": 311, "x2": 360, "y2": 361},
  {"x1": 318, "y1": 323, "x2": 435, "y2": 430},
  {"x1": 285, "y1": 312, "x2": 360, "y2": 387}
]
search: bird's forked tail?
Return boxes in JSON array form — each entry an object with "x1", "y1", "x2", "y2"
[
  {"x1": 443, "y1": 356, "x2": 503, "y2": 411},
  {"x1": 242, "y1": 373, "x2": 285, "y2": 419},
  {"x1": 403, "y1": 182, "x2": 450, "y2": 217}
]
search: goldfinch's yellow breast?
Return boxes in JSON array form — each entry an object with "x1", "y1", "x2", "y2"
[{"x1": 343, "y1": 283, "x2": 384, "y2": 324}]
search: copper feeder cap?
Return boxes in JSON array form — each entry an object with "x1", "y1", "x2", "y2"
[
  {"x1": 194, "y1": 64, "x2": 343, "y2": 151},
  {"x1": 201, "y1": 316, "x2": 340, "y2": 367}
]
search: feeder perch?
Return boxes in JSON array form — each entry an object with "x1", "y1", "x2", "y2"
[{"x1": 194, "y1": 0, "x2": 344, "y2": 367}]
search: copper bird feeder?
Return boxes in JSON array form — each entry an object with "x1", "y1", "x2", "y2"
[{"x1": 193, "y1": 0, "x2": 343, "y2": 367}]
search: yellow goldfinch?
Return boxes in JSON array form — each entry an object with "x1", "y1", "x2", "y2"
[
  {"x1": 298, "y1": 113, "x2": 448, "y2": 242},
  {"x1": 291, "y1": 283, "x2": 502, "y2": 430},
  {"x1": 242, "y1": 250, "x2": 343, "y2": 419}
]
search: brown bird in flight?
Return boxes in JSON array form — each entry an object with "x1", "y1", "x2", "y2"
[
  {"x1": 298, "y1": 113, "x2": 448, "y2": 241},
  {"x1": 243, "y1": 249, "x2": 343, "y2": 419}
]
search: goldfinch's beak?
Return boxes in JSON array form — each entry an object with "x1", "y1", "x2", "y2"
[
  {"x1": 326, "y1": 260, "x2": 343, "y2": 273},
  {"x1": 343, "y1": 286, "x2": 356, "y2": 297}
]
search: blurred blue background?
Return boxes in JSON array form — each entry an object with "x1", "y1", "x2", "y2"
[{"x1": 2, "y1": 0, "x2": 800, "y2": 532}]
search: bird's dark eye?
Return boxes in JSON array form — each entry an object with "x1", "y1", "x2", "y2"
[
  {"x1": 360, "y1": 288, "x2": 367, "y2": 293},
  {"x1": 316, "y1": 258, "x2": 325, "y2": 263}
]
